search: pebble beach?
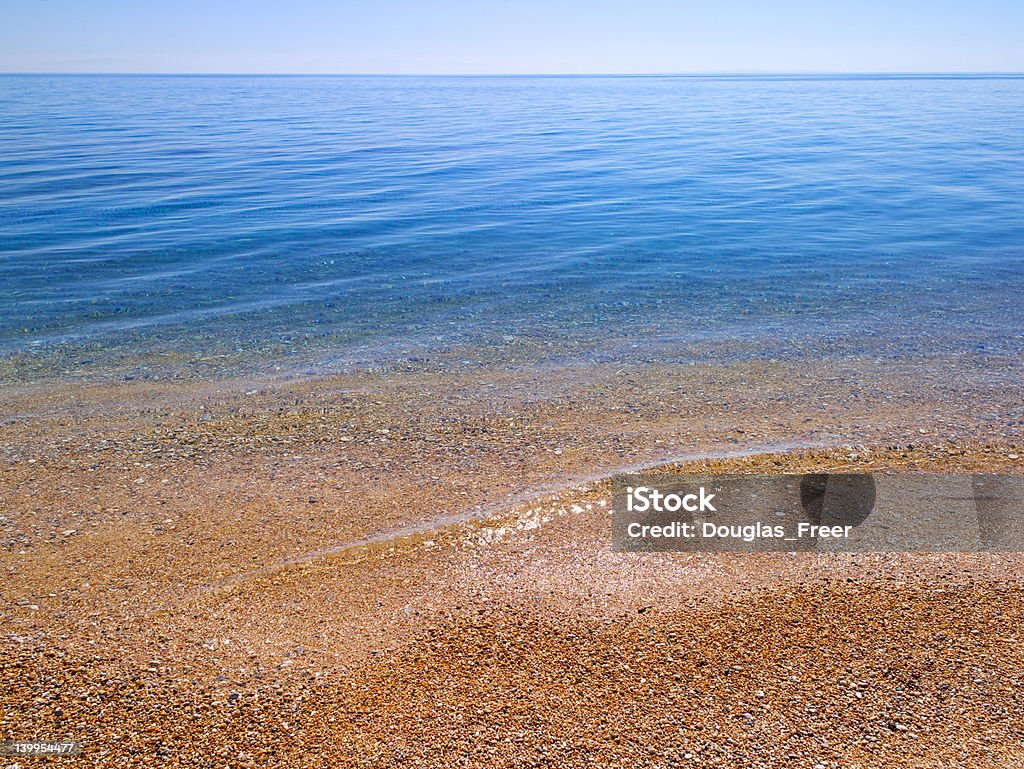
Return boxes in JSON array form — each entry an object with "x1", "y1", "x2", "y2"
[{"x1": 3, "y1": 356, "x2": 1024, "y2": 767}]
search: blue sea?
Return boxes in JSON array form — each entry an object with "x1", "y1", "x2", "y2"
[{"x1": 1, "y1": 74, "x2": 1023, "y2": 381}]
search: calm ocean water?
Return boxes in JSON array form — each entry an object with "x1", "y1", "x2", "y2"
[{"x1": 1, "y1": 74, "x2": 1023, "y2": 381}]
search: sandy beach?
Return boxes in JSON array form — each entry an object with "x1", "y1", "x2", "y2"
[{"x1": 3, "y1": 356, "x2": 1024, "y2": 767}]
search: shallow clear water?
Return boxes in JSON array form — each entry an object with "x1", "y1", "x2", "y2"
[{"x1": 1, "y1": 74, "x2": 1023, "y2": 381}]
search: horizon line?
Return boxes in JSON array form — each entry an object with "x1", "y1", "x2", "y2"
[{"x1": 3, "y1": 70, "x2": 1024, "y2": 78}]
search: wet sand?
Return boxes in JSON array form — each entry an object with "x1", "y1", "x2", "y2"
[{"x1": 3, "y1": 356, "x2": 1024, "y2": 766}]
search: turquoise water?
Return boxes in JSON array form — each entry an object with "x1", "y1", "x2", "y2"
[{"x1": 1, "y1": 74, "x2": 1023, "y2": 381}]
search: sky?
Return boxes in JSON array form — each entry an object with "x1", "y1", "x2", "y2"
[{"x1": 3, "y1": 0, "x2": 1023, "y2": 75}]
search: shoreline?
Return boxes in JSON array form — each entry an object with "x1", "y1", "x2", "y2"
[
  {"x1": 4, "y1": 65, "x2": 1024, "y2": 768},
  {"x1": 4, "y1": 359, "x2": 1024, "y2": 766}
]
